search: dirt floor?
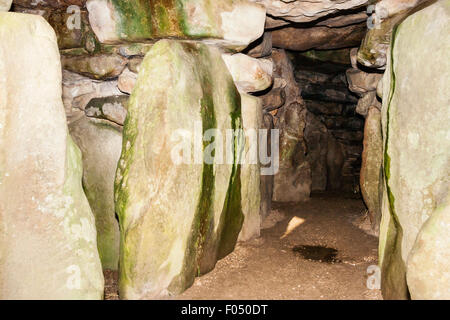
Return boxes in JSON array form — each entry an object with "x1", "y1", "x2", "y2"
[{"x1": 105, "y1": 193, "x2": 382, "y2": 300}]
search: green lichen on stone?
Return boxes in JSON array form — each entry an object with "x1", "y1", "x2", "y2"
[
  {"x1": 91, "y1": 0, "x2": 264, "y2": 45},
  {"x1": 63, "y1": 134, "x2": 105, "y2": 299},
  {"x1": 300, "y1": 49, "x2": 351, "y2": 65},
  {"x1": 115, "y1": 40, "x2": 244, "y2": 299},
  {"x1": 217, "y1": 54, "x2": 245, "y2": 264},
  {"x1": 379, "y1": 23, "x2": 409, "y2": 300},
  {"x1": 69, "y1": 116, "x2": 123, "y2": 271},
  {"x1": 111, "y1": 0, "x2": 154, "y2": 40}
]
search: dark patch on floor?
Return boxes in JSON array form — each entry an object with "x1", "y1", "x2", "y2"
[{"x1": 292, "y1": 245, "x2": 341, "y2": 263}]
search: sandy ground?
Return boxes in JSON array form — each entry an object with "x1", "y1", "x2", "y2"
[{"x1": 105, "y1": 193, "x2": 382, "y2": 300}]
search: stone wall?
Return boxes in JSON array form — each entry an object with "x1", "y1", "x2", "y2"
[
  {"x1": 290, "y1": 51, "x2": 365, "y2": 194},
  {"x1": 2, "y1": 0, "x2": 269, "y2": 299}
]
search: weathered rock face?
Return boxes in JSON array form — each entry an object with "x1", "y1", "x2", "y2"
[
  {"x1": 84, "y1": 95, "x2": 128, "y2": 125},
  {"x1": 13, "y1": 0, "x2": 87, "y2": 7},
  {"x1": 305, "y1": 112, "x2": 328, "y2": 191},
  {"x1": 274, "y1": 101, "x2": 311, "y2": 202},
  {"x1": 250, "y1": 0, "x2": 368, "y2": 24},
  {"x1": 357, "y1": 0, "x2": 429, "y2": 69},
  {"x1": 346, "y1": 68, "x2": 383, "y2": 98},
  {"x1": 62, "y1": 70, "x2": 124, "y2": 122},
  {"x1": 272, "y1": 24, "x2": 367, "y2": 52},
  {"x1": 69, "y1": 116, "x2": 122, "y2": 271},
  {"x1": 406, "y1": 199, "x2": 450, "y2": 300},
  {"x1": 86, "y1": 0, "x2": 266, "y2": 49},
  {"x1": 13, "y1": 2, "x2": 99, "y2": 52},
  {"x1": 118, "y1": 68, "x2": 137, "y2": 94},
  {"x1": 271, "y1": 49, "x2": 311, "y2": 202},
  {"x1": 360, "y1": 107, "x2": 382, "y2": 234},
  {"x1": 245, "y1": 31, "x2": 272, "y2": 58},
  {"x1": 260, "y1": 112, "x2": 274, "y2": 220},
  {"x1": 379, "y1": 1, "x2": 450, "y2": 300},
  {"x1": 238, "y1": 94, "x2": 262, "y2": 242},
  {"x1": 356, "y1": 91, "x2": 380, "y2": 117},
  {"x1": 0, "y1": 0, "x2": 11, "y2": 11},
  {"x1": 222, "y1": 53, "x2": 273, "y2": 93},
  {"x1": 115, "y1": 40, "x2": 244, "y2": 299},
  {"x1": 0, "y1": 13, "x2": 103, "y2": 299},
  {"x1": 292, "y1": 54, "x2": 365, "y2": 194},
  {"x1": 61, "y1": 53, "x2": 127, "y2": 80}
]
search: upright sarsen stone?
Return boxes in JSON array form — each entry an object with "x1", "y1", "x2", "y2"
[
  {"x1": 0, "y1": 0, "x2": 11, "y2": 12},
  {"x1": 115, "y1": 40, "x2": 244, "y2": 299},
  {"x1": 238, "y1": 94, "x2": 262, "y2": 242},
  {"x1": 360, "y1": 107, "x2": 383, "y2": 234},
  {"x1": 69, "y1": 116, "x2": 123, "y2": 271},
  {"x1": 0, "y1": 13, "x2": 103, "y2": 299},
  {"x1": 379, "y1": 0, "x2": 450, "y2": 300}
]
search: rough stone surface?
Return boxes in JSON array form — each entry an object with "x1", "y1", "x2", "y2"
[
  {"x1": 272, "y1": 24, "x2": 366, "y2": 51},
  {"x1": 12, "y1": 4, "x2": 99, "y2": 52},
  {"x1": 260, "y1": 112, "x2": 274, "y2": 221},
  {"x1": 61, "y1": 53, "x2": 127, "y2": 80},
  {"x1": 115, "y1": 40, "x2": 244, "y2": 299},
  {"x1": 271, "y1": 49, "x2": 311, "y2": 202},
  {"x1": 0, "y1": 0, "x2": 11, "y2": 11},
  {"x1": 86, "y1": 0, "x2": 266, "y2": 50},
  {"x1": 238, "y1": 94, "x2": 262, "y2": 242},
  {"x1": 356, "y1": 91, "x2": 380, "y2": 117},
  {"x1": 346, "y1": 68, "x2": 383, "y2": 97},
  {"x1": 250, "y1": 0, "x2": 368, "y2": 24},
  {"x1": 360, "y1": 107, "x2": 382, "y2": 234},
  {"x1": 69, "y1": 116, "x2": 122, "y2": 271},
  {"x1": 305, "y1": 112, "x2": 328, "y2": 192},
  {"x1": 13, "y1": 0, "x2": 86, "y2": 8},
  {"x1": 274, "y1": 101, "x2": 311, "y2": 202},
  {"x1": 245, "y1": 32, "x2": 272, "y2": 58},
  {"x1": 118, "y1": 68, "x2": 137, "y2": 94},
  {"x1": 407, "y1": 199, "x2": 450, "y2": 300},
  {"x1": 62, "y1": 70, "x2": 122, "y2": 115},
  {"x1": 357, "y1": 0, "x2": 429, "y2": 69},
  {"x1": 379, "y1": 1, "x2": 450, "y2": 299},
  {"x1": 85, "y1": 95, "x2": 128, "y2": 126},
  {"x1": 0, "y1": 12, "x2": 103, "y2": 299},
  {"x1": 222, "y1": 53, "x2": 273, "y2": 93}
]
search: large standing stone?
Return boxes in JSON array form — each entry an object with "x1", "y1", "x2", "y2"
[
  {"x1": 86, "y1": 0, "x2": 266, "y2": 50},
  {"x1": 69, "y1": 116, "x2": 122, "y2": 271},
  {"x1": 360, "y1": 107, "x2": 382, "y2": 234},
  {"x1": 406, "y1": 199, "x2": 450, "y2": 300},
  {"x1": 379, "y1": 1, "x2": 450, "y2": 299},
  {"x1": 115, "y1": 40, "x2": 244, "y2": 299},
  {"x1": 260, "y1": 112, "x2": 274, "y2": 221},
  {"x1": 271, "y1": 49, "x2": 311, "y2": 202},
  {"x1": 238, "y1": 94, "x2": 262, "y2": 242},
  {"x1": 0, "y1": 13, "x2": 103, "y2": 299},
  {"x1": 0, "y1": 0, "x2": 11, "y2": 11},
  {"x1": 273, "y1": 102, "x2": 311, "y2": 202}
]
